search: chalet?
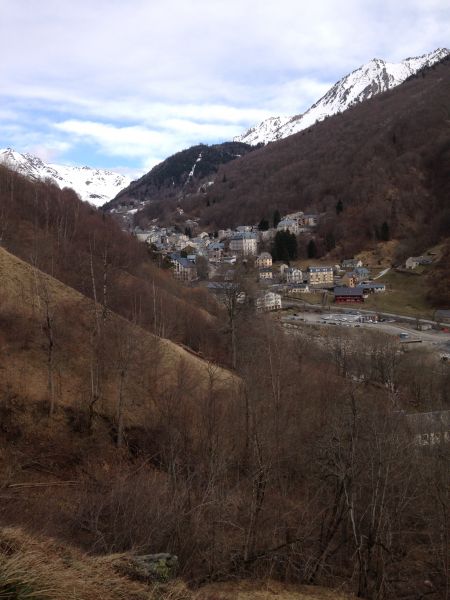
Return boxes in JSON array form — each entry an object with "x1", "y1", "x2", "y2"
[
  {"x1": 334, "y1": 286, "x2": 366, "y2": 303},
  {"x1": 352, "y1": 267, "x2": 370, "y2": 281},
  {"x1": 308, "y1": 266, "x2": 334, "y2": 286},
  {"x1": 256, "y1": 291, "x2": 282, "y2": 312},
  {"x1": 285, "y1": 267, "x2": 303, "y2": 284},
  {"x1": 360, "y1": 282, "x2": 386, "y2": 294},
  {"x1": 255, "y1": 252, "x2": 273, "y2": 268},
  {"x1": 405, "y1": 256, "x2": 433, "y2": 269}
]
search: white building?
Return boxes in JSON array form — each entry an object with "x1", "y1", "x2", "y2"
[
  {"x1": 405, "y1": 256, "x2": 433, "y2": 269},
  {"x1": 229, "y1": 232, "x2": 258, "y2": 256},
  {"x1": 255, "y1": 252, "x2": 273, "y2": 268},
  {"x1": 285, "y1": 267, "x2": 303, "y2": 283},
  {"x1": 256, "y1": 291, "x2": 282, "y2": 312},
  {"x1": 277, "y1": 218, "x2": 299, "y2": 234}
]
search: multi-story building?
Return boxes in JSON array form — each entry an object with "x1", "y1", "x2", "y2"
[
  {"x1": 285, "y1": 267, "x2": 303, "y2": 284},
  {"x1": 207, "y1": 242, "x2": 224, "y2": 262},
  {"x1": 255, "y1": 252, "x2": 272, "y2": 268},
  {"x1": 258, "y1": 268, "x2": 273, "y2": 281},
  {"x1": 256, "y1": 291, "x2": 282, "y2": 312},
  {"x1": 229, "y1": 232, "x2": 258, "y2": 256},
  {"x1": 307, "y1": 266, "x2": 334, "y2": 286},
  {"x1": 277, "y1": 218, "x2": 299, "y2": 234},
  {"x1": 170, "y1": 254, "x2": 197, "y2": 282}
]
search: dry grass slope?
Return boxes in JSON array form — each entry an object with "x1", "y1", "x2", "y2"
[
  {"x1": 0, "y1": 527, "x2": 355, "y2": 600},
  {"x1": 0, "y1": 246, "x2": 236, "y2": 426}
]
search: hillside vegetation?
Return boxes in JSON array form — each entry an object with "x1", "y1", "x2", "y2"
[
  {"x1": 106, "y1": 141, "x2": 257, "y2": 216},
  {"x1": 0, "y1": 164, "x2": 229, "y2": 364}
]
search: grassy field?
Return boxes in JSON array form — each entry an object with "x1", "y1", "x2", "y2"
[{"x1": 362, "y1": 269, "x2": 435, "y2": 319}]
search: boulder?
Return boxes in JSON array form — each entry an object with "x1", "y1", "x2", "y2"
[{"x1": 121, "y1": 553, "x2": 178, "y2": 582}]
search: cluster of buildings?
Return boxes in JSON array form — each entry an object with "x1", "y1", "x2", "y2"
[
  {"x1": 134, "y1": 215, "x2": 389, "y2": 310},
  {"x1": 134, "y1": 208, "x2": 320, "y2": 283},
  {"x1": 252, "y1": 252, "x2": 387, "y2": 305},
  {"x1": 405, "y1": 255, "x2": 433, "y2": 269},
  {"x1": 276, "y1": 211, "x2": 319, "y2": 234}
]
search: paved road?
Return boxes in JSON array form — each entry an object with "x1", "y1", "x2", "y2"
[{"x1": 281, "y1": 309, "x2": 450, "y2": 354}]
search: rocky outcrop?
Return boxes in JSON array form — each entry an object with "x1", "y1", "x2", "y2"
[{"x1": 118, "y1": 553, "x2": 179, "y2": 582}]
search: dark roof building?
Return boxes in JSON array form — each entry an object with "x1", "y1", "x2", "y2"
[{"x1": 334, "y1": 286, "x2": 366, "y2": 303}]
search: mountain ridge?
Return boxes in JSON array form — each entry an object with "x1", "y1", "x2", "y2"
[
  {"x1": 235, "y1": 47, "x2": 450, "y2": 145},
  {"x1": 0, "y1": 147, "x2": 131, "y2": 206}
]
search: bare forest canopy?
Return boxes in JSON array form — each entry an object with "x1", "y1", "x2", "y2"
[
  {"x1": 126, "y1": 56, "x2": 450, "y2": 260},
  {"x1": 0, "y1": 164, "x2": 229, "y2": 363}
]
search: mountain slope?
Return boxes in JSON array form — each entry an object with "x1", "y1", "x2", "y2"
[
  {"x1": 236, "y1": 48, "x2": 449, "y2": 145},
  {"x1": 0, "y1": 147, "x2": 131, "y2": 206},
  {"x1": 0, "y1": 244, "x2": 235, "y2": 419},
  {"x1": 176, "y1": 54, "x2": 450, "y2": 258},
  {"x1": 0, "y1": 162, "x2": 229, "y2": 363},
  {"x1": 104, "y1": 141, "x2": 257, "y2": 222}
]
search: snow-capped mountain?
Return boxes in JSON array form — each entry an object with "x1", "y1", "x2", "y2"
[
  {"x1": 236, "y1": 48, "x2": 450, "y2": 145},
  {"x1": 0, "y1": 148, "x2": 131, "y2": 207}
]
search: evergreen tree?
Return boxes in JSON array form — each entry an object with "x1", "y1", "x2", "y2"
[
  {"x1": 307, "y1": 239, "x2": 317, "y2": 258},
  {"x1": 272, "y1": 231, "x2": 297, "y2": 261},
  {"x1": 273, "y1": 209, "x2": 281, "y2": 228},
  {"x1": 325, "y1": 231, "x2": 336, "y2": 251},
  {"x1": 258, "y1": 218, "x2": 269, "y2": 231},
  {"x1": 286, "y1": 232, "x2": 298, "y2": 259},
  {"x1": 380, "y1": 221, "x2": 390, "y2": 241}
]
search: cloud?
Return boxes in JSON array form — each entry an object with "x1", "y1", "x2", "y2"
[{"x1": 1, "y1": 0, "x2": 449, "y2": 170}]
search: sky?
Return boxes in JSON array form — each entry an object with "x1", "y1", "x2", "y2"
[{"x1": 1, "y1": 0, "x2": 449, "y2": 177}]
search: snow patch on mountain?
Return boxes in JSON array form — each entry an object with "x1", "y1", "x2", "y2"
[
  {"x1": 0, "y1": 148, "x2": 131, "y2": 207},
  {"x1": 235, "y1": 48, "x2": 450, "y2": 145}
]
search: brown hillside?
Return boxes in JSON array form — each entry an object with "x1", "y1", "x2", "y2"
[
  {"x1": 0, "y1": 164, "x2": 229, "y2": 364},
  {"x1": 0, "y1": 245, "x2": 236, "y2": 425}
]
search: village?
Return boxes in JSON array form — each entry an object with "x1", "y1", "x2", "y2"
[{"x1": 132, "y1": 209, "x2": 439, "y2": 312}]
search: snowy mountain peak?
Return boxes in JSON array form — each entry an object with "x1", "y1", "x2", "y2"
[
  {"x1": 0, "y1": 148, "x2": 131, "y2": 207},
  {"x1": 235, "y1": 48, "x2": 450, "y2": 145}
]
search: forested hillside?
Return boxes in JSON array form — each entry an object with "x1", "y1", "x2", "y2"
[
  {"x1": 105, "y1": 141, "x2": 257, "y2": 216},
  {"x1": 0, "y1": 164, "x2": 228, "y2": 363}
]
